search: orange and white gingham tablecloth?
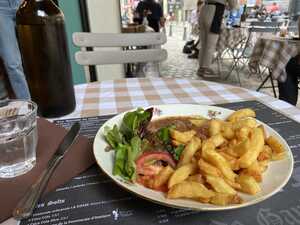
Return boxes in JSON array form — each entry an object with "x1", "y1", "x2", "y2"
[
  {"x1": 249, "y1": 35, "x2": 300, "y2": 82},
  {"x1": 60, "y1": 78, "x2": 300, "y2": 122}
]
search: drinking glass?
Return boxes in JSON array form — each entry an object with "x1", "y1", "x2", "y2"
[{"x1": 0, "y1": 100, "x2": 38, "y2": 178}]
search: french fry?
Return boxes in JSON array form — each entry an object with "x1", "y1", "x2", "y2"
[
  {"x1": 153, "y1": 166, "x2": 174, "y2": 189},
  {"x1": 235, "y1": 127, "x2": 252, "y2": 140},
  {"x1": 233, "y1": 117, "x2": 257, "y2": 129},
  {"x1": 257, "y1": 145, "x2": 272, "y2": 161},
  {"x1": 219, "y1": 150, "x2": 237, "y2": 161},
  {"x1": 168, "y1": 163, "x2": 197, "y2": 188},
  {"x1": 266, "y1": 136, "x2": 285, "y2": 154},
  {"x1": 178, "y1": 137, "x2": 202, "y2": 167},
  {"x1": 172, "y1": 139, "x2": 185, "y2": 147},
  {"x1": 197, "y1": 197, "x2": 211, "y2": 203},
  {"x1": 205, "y1": 175, "x2": 237, "y2": 195},
  {"x1": 209, "y1": 133, "x2": 227, "y2": 147},
  {"x1": 232, "y1": 138, "x2": 250, "y2": 157},
  {"x1": 210, "y1": 193, "x2": 241, "y2": 206},
  {"x1": 170, "y1": 130, "x2": 196, "y2": 144},
  {"x1": 201, "y1": 140, "x2": 216, "y2": 158},
  {"x1": 237, "y1": 128, "x2": 264, "y2": 169},
  {"x1": 198, "y1": 159, "x2": 222, "y2": 177},
  {"x1": 167, "y1": 181, "x2": 215, "y2": 199},
  {"x1": 219, "y1": 152, "x2": 239, "y2": 171},
  {"x1": 186, "y1": 174, "x2": 205, "y2": 183},
  {"x1": 229, "y1": 138, "x2": 238, "y2": 147},
  {"x1": 221, "y1": 122, "x2": 235, "y2": 139},
  {"x1": 202, "y1": 143, "x2": 237, "y2": 182},
  {"x1": 239, "y1": 161, "x2": 263, "y2": 182},
  {"x1": 209, "y1": 119, "x2": 223, "y2": 136},
  {"x1": 236, "y1": 174, "x2": 261, "y2": 195},
  {"x1": 224, "y1": 147, "x2": 239, "y2": 158},
  {"x1": 227, "y1": 108, "x2": 256, "y2": 122},
  {"x1": 223, "y1": 177, "x2": 241, "y2": 190}
]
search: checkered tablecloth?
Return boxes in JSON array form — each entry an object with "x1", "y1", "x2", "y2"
[
  {"x1": 249, "y1": 35, "x2": 299, "y2": 82},
  {"x1": 60, "y1": 78, "x2": 300, "y2": 123},
  {"x1": 217, "y1": 27, "x2": 248, "y2": 56}
]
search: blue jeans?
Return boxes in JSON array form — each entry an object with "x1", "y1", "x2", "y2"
[{"x1": 0, "y1": 0, "x2": 31, "y2": 99}]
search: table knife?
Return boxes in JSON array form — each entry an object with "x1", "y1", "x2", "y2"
[{"x1": 13, "y1": 122, "x2": 81, "y2": 220}]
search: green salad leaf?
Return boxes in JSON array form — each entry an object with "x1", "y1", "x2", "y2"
[
  {"x1": 104, "y1": 125, "x2": 125, "y2": 149},
  {"x1": 113, "y1": 144, "x2": 127, "y2": 176},
  {"x1": 156, "y1": 125, "x2": 184, "y2": 161},
  {"x1": 173, "y1": 144, "x2": 185, "y2": 161},
  {"x1": 120, "y1": 108, "x2": 152, "y2": 140},
  {"x1": 157, "y1": 127, "x2": 170, "y2": 144},
  {"x1": 112, "y1": 136, "x2": 142, "y2": 180},
  {"x1": 104, "y1": 108, "x2": 152, "y2": 181}
]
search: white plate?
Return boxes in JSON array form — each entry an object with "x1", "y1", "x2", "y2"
[{"x1": 93, "y1": 104, "x2": 294, "y2": 211}]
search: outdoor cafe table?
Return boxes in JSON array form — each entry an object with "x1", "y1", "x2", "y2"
[
  {"x1": 249, "y1": 34, "x2": 300, "y2": 83},
  {"x1": 3, "y1": 77, "x2": 300, "y2": 225}
]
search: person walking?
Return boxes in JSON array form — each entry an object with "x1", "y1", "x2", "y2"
[
  {"x1": 0, "y1": 0, "x2": 30, "y2": 99},
  {"x1": 135, "y1": 0, "x2": 164, "y2": 32},
  {"x1": 197, "y1": 0, "x2": 238, "y2": 77}
]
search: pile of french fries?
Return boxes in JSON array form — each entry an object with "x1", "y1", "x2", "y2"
[{"x1": 150, "y1": 108, "x2": 286, "y2": 206}]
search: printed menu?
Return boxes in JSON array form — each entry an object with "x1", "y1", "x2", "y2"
[{"x1": 21, "y1": 101, "x2": 300, "y2": 225}]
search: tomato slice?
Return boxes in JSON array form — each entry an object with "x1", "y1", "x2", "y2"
[{"x1": 135, "y1": 151, "x2": 176, "y2": 176}]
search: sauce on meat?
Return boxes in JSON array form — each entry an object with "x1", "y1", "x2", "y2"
[{"x1": 146, "y1": 116, "x2": 209, "y2": 142}]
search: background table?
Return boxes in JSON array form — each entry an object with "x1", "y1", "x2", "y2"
[{"x1": 249, "y1": 35, "x2": 300, "y2": 82}]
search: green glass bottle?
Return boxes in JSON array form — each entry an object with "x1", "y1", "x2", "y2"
[{"x1": 16, "y1": 0, "x2": 75, "y2": 118}]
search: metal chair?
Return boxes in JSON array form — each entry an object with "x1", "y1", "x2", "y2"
[
  {"x1": 225, "y1": 21, "x2": 282, "y2": 88},
  {"x1": 73, "y1": 32, "x2": 168, "y2": 81}
]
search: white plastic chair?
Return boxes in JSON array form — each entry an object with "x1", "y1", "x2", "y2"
[{"x1": 73, "y1": 32, "x2": 168, "y2": 81}]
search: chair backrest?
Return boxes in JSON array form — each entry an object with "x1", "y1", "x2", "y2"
[
  {"x1": 75, "y1": 49, "x2": 168, "y2": 66},
  {"x1": 73, "y1": 32, "x2": 167, "y2": 47},
  {"x1": 249, "y1": 21, "x2": 281, "y2": 33},
  {"x1": 73, "y1": 32, "x2": 168, "y2": 80},
  {"x1": 73, "y1": 32, "x2": 167, "y2": 66}
]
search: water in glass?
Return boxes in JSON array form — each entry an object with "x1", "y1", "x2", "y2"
[{"x1": 0, "y1": 101, "x2": 38, "y2": 178}]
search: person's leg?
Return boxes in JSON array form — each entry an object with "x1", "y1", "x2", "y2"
[
  {"x1": 201, "y1": 33, "x2": 219, "y2": 68},
  {"x1": 0, "y1": 13, "x2": 31, "y2": 99},
  {"x1": 197, "y1": 7, "x2": 207, "y2": 70},
  {"x1": 278, "y1": 57, "x2": 299, "y2": 105},
  {"x1": 201, "y1": 5, "x2": 218, "y2": 69}
]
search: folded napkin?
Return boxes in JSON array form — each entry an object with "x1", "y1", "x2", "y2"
[{"x1": 0, "y1": 118, "x2": 95, "y2": 222}]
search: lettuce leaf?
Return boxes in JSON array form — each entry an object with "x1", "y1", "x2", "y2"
[
  {"x1": 113, "y1": 136, "x2": 142, "y2": 180},
  {"x1": 120, "y1": 108, "x2": 153, "y2": 140},
  {"x1": 105, "y1": 108, "x2": 150, "y2": 181}
]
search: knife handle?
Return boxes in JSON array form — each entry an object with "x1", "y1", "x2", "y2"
[{"x1": 13, "y1": 156, "x2": 62, "y2": 220}]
